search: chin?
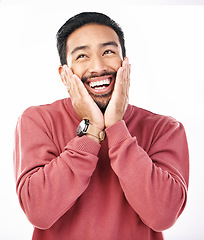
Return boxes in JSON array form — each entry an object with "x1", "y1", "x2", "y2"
[{"x1": 92, "y1": 95, "x2": 111, "y2": 113}]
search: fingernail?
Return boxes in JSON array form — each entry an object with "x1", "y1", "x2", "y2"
[
  {"x1": 61, "y1": 71, "x2": 65, "y2": 79},
  {"x1": 63, "y1": 65, "x2": 67, "y2": 71}
]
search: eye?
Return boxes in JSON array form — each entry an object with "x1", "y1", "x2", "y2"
[
  {"x1": 76, "y1": 54, "x2": 87, "y2": 60},
  {"x1": 103, "y1": 50, "x2": 115, "y2": 55}
]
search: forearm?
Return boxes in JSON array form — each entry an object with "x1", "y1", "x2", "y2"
[
  {"x1": 107, "y1": 120, "x2": 189, "y2": 231},
  {"x1": 15, "y1": 133, "x2": 100, "y2": 229}
]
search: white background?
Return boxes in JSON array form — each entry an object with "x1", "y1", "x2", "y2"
[{"x1": 0, "y1": 0, "x2": 204, "y2": 239}]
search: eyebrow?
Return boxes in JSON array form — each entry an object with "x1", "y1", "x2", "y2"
[
  {"x1": 71, "y1": 45, "x2": 89, "y2": 55},
  {"x1": 100, "y1": 41, "x2": 119, "y2": 48},
  {"x1": 70, "y1": 41, "x2": 119, "y2": 55}
]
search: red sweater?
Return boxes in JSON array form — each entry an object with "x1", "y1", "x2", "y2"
[{"x1": 14, "y1": 98, "x2": 189, "y2": 240}]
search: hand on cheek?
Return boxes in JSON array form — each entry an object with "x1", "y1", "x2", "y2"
[
  {"x1": 60, "y1": 65, "x2": 105, "y2": 130},
  {"x1": 104, "y1": 57, "x2": 131, "y2": 128}
]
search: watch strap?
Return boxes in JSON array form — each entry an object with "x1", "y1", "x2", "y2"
[{"x1": 87, "y1": 123, "x2": 105, "y2": 142}]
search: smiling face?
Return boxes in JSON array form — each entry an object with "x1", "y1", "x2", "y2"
[{"x1": 66, "y1": 24, "x2": 123, "y2": 111}]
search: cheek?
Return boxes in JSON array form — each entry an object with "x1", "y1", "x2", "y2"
[
  {"x1": 70, "y1": 63, "x2": 85, "y2": 79},
  {"x1": 67, "y1": 56, "x2": 84, "y2": 78},
  {"x1": 108, "y1": 57, "x2": 123, "y2": 71}
]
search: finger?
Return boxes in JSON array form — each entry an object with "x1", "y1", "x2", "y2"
[
  {"x1": 116, "y1": 58, "x2": 129, "y2": 91},
  {"x1": 64, "y1": 65, "x2": 74, "y2": 81},
  {"x1": 62, "y1": 66, "x2": 82, "y2": 95},
  {"x1": 63, "y1": 67, "x2": 91, "y2": 102},
  {"x1": 124, "y1": 58, "x2": 130, "y2": 82},
  {"x1": 123, "y1": 58, "x2": 131, "y2": 90},
  {"x1": 63, "y1": 66, "x2": 85, "y2": 91},
  {"x1": 120, "y1": 58, "x2": 130, "y2": 100},
  {"x1": 126, "y1": 62, "x2": 131, "y2": 88},
  {"x1": 113, "y1": 67, "x2": 123, "y2": 95},
  {"x1": 61, "y1": 65, "x2": 71, "y2": 89}
]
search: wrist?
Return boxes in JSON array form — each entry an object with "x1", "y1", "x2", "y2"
[
  {"x1": 76, "y1": 119, "x2": 105, "y2": 142},
  {"x1": 86, "y1": 134, "x2": 100, "y2": 143},
  {"x1": 90, "y1": 121, "x2": 105, "y2": 131}
]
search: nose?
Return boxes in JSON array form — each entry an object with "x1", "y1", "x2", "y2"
[{"x1": 88, "y1": 56, "x2": 107, "y2": 76}]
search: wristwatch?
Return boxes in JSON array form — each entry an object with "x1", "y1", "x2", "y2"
[{"x1": 76, "y1": 119, "x2": 105, "y2": 142}]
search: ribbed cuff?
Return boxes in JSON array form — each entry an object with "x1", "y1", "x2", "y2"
[
  {"x1": 105, "y1": 120, "x2": 132, "y2": 148},
  {"x1": 65, "y1": 135, "x2": 101, "y2": 156}
]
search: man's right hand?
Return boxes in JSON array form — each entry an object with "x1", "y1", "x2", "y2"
[{"x1": 61, "y1": 65, "x2": 105, "y2": 131}]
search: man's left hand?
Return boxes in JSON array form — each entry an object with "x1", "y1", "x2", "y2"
[{"x1": 104, "y1": 57, "x2": 131, "y2": 128}]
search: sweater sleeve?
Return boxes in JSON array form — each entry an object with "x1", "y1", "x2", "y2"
[
  {"x1": 13, "y1": 108, "x2": 100, "y2": 230},
  {"x1": 106, "y1": 119, "x2": 189, "y2": 232}
]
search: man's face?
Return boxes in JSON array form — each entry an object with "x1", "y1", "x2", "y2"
[{"x1": 66, "y1": 24, "x2": 123, "y2": 111}]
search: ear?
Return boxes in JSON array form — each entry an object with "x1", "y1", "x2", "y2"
[{"x1": 58, "y1": 65, "x2": 67, "y2": 86}]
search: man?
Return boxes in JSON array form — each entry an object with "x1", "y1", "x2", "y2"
[{"x1": 14, "y1": 12, "x2": 189, "y2": 240}]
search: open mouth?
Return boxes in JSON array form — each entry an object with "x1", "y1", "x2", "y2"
[
  {"x1": 85, "y1": 75, "x2": 115, "y2": 94},
  {"x1": 89, "y1": 78, "x2": 111, "y2": 90}
]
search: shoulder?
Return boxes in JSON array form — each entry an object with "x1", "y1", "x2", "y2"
[
  {"x1": 126, "y1": 105, "x2": 187, "y2": 151},
  {"x1": 128, "y1": 104, "x2": 177, "y2": 123},
  {"x1": 18, "y1": 99, "x2": 69, "y2": 126},
  {"x1": 21, "y1": 99, "x2": 66, "y2": 116},
  {"x1": 127, "y1": 104, "x2": 184, "y2": 134}
]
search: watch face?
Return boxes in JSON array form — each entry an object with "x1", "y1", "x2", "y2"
[{"x1": 76, "y1": 120, "x2": 89, "y2": 136}]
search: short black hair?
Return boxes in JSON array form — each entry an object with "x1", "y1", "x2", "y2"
[{"x1": 56, "y1": 12, "x2": 126, "y2": 65}]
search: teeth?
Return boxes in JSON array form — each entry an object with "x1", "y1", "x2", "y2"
[
  {"x1": 95, "y1": 86, "x2": 106, "y2": 90},
  {"x1": 89, "y1": 79, "x2": 110, "y2": 88}
]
